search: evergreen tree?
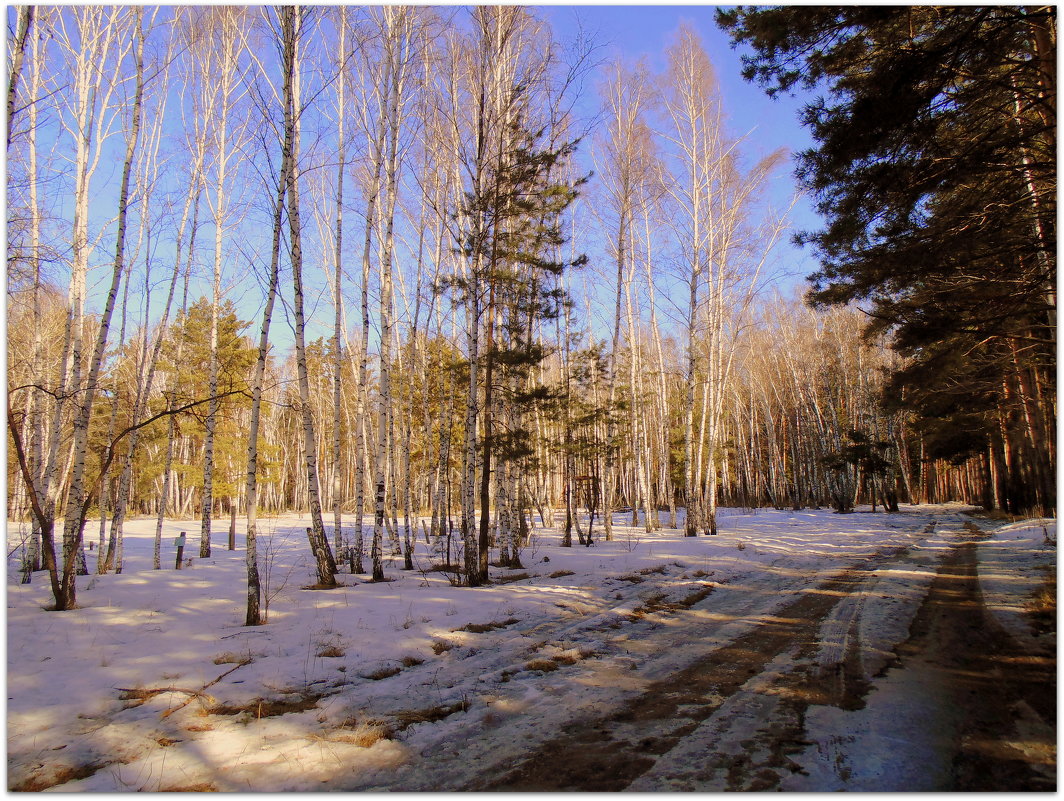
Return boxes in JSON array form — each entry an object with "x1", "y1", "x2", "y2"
[
  {"x1": 718, "y1": 6, "x2": 1055, "y2": 512},
  {"x1": 453, "y1": 115, "x2": 587, "y2": 584}
]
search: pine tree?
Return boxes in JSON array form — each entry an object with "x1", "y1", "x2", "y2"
[{"x1": 717, "y1": 6, "x2": 1056, "y2": 512}]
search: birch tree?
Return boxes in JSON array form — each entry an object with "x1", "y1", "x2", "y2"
[
  {"x1": 99, "y1": 9, "x2": 175, "y2": 573},
  {"x1": 281, "y1": 5, "x2": 336, "y2": 587},
  {"x1": 369, "y1": 6, "x2": 418, "y2": 582},
  {"x1": 659, "y1": 24, "x2": 787, "y2": 535},
  {"x1": 240, "y1": 15, "x2": 292, "y2": 621},
  {"x1": 595, "y1": 57, "x2": 657, "y2": 536},
  {"x1": 197, "y1": 7, "x2": 250, "y2": 558},
  {"x1": 54, "y1": 7, "x2": 142, "y2": 609}
]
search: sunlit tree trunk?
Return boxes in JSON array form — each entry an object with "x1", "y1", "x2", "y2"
[
  {"x1": 330, "y1": 7, "x2": 349, "y2": 560},
  {"x1": 104, "y1": 15, "x2": 172, "y2": 572},
  {"x1": 370, "y1": 7, "x2": 415, "y2": 582},
  {"x1": 200, "y1": 8, "x2": 247, "y2": 559},
  {"x1": 56, "y1": 8, "x2": 142, "y2": 610},
  {"x1": 6, "y1": 6, "x2": 33, "y2": 149},
  {"x1": 282, "y1": 5, "x2": 336, "y2": 587}
]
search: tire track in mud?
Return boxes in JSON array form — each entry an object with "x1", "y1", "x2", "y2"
[
  {"x1": 474, "y1": 556, "x2": 898, "y2": 791},
  {"x1": 896, "y1": 526, "x2": 1055, "y2": 790},
  {"x1": 474, "y1": 517, "x2": 1054, "y2": 792}
]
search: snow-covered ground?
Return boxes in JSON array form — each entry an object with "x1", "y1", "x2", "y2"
[{"x1": 5, "y1": 504, "x2": 1054, "y2": 791}]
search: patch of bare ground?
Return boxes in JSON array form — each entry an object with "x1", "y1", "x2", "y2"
[
  {"x1": 633, "y1": 584, "x2": 716, "y2": 617},
  {"x1": 524, "y1": 658, "x2": 559, "y2": 673},
  {"x1": 391, "y1": 700, "x2": 470, "y2": 731},
  {"x1": 1025, "y1": 566, "x2": 1056, "y2": 636},
  {"x1": 157, "y1": 782, "x2": 216, "y2": 792},
  {"x1": 209, "y1": 692, "x2": 323, "y2": 719},
  {"x1": 492, "y1": 572, "x2": 530, "y2": 585},
  {"x1": 10, "y1": 759, "x2": 116, "y2": 792},
  {"x1": 456, "y1": 617, "x2": 519, "y2": 634},
  {"x1": 117, "y1": 685, "x2": 218, "y2": 711},
  {"x1": 362, "y1": 665, "x2": 402, "y2": 681}
]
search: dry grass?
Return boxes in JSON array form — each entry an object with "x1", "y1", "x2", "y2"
[
  {"x1": 393, "y1": 700, "x2": 469, "y2": 730},
  {"x1": 157, "y1": 783, "x2": 217, "y2": 792},
  {"x1": 548, "y1": 570, "x2": 575, "y2": 578},
  {"x1": 457, "y1": 617, "x2": 519, "y2": 634},
  {"x1": 363, "y1": 665, "x2": 402, "y2": 681},
  {"x1": 431, "y1": 640, "x2": 454, "y2": 655},
  {"x1": 400, "y1": 655, "x2": 424, "y2": 667},
  {"x1": 1026, "y1": 569, "x2": 1056, "y2": 635},
  {"x1": 428, "y1": 563, "x2": 464, "y2": 573},
  {"x1": 638, "y1": 564, "x2": 668, "y2": 575},
  {"x1": 323, "y1": 722, "x2": 389, "y2": 748},
  {"x1": 10, "y1": 761, "x2": 111, "y2": 792},
  {"x1": 492, "y1": 572, "x2": 530, "y2": 585},
  {"x1": 524, "y1": 658, "x2": 559, "y2": 673},
  {"x1": 211, "y1": 692, "x2": 322, "y2": 718},
  {"x1": 117, "y1": 686, "x2": 167, "y2": 707},
  {"x1": 316, "y1": 644, "x2": 345, "y2": 658},
  {"x1": 212, "y1": 651, "x2": 252, "y2": 666},
  {"x1": 631, "y1": 593, "x2": 669, "y2": 617}
]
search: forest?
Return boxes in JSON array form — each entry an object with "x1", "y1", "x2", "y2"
[{"x1": 6, "y1": 5, "x2": 1055, "y2": 620}]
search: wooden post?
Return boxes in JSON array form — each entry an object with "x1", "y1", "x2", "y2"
[
  {"x1": 175, "y1": 532, "x2": 186, "y2": 569},
  {"x1": 228, "y1": 502, "x2": 236, "y2": 550}
]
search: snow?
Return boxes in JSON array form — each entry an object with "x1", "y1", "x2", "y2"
[
  {"x1": 5, "y1": 504, "x2": 1054, "y2": 791},
  {"x1": 972, "y1": 516, "x2": 1057, "y2": 655}
]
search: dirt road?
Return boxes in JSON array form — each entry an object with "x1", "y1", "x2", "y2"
[
  {"x1": 348, "y1": 511, "x2": 1054, "y2": 792},
  {"x1": 472, "y1": 518, "x2": 1055, "y2": 792}
]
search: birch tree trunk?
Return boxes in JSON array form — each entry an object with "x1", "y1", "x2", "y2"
[
  {"x1": 55, "y1": 8, "x2": 142, "y2": 610},
  {"x1": 352, "y1": 10, "x2": 394, "y2": 575},
  {"x1": 200, "y1": 8, "x2": 247, "y2": 559},
  {"x1": 242, "y1": 93, "x2": 288, "y2": 626},
  {"x1": 281, "y1": 5, "x2": 336, "y2": 588},
  {"x1": 6, "y1": 6, "x2": 33, "y2": 149},
  {"x1": 104, "y1": 15, "x2": 172, "y2": 572},
  {"x1": 330, "y1": 7, "x2": 349, "y2": 560},
  {"x1": 371, "y1": 7, "x2": 416, "y2": 582},
  {"x1": 155, "y1": 185, "x2": 200, "y2": 568}
]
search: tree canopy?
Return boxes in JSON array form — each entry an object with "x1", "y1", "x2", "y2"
[{"x1": 717, "y1": 6, "x2": 1055, "y2": 512}]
